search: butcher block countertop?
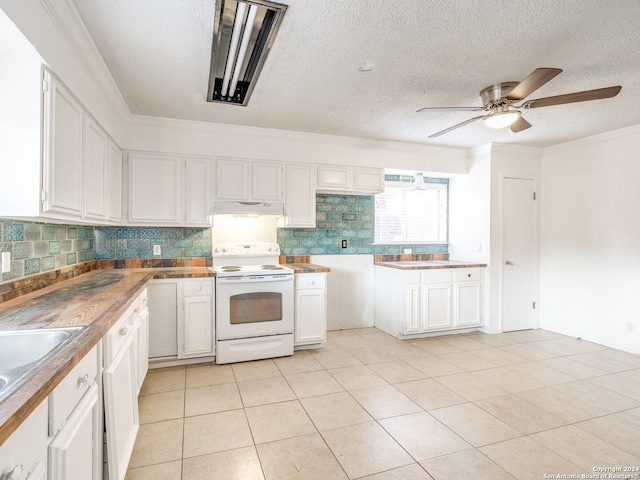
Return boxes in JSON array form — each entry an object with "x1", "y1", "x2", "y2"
[
  {"x1": 0, "y1": 267, "x2": 213, "y2": 446},
  {"x1": 283, "y1": 263, "x2": 331, "y2": 274},
  {"x1": 375, "y1": 260, "x2": 487, "y2": 270}
]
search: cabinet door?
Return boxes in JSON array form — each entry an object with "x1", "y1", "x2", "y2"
[
  {"x1": 421, "y1": 283, "x2": 452, "y2": 330},
  {"x1": 83, "y1": 118, "x2": 108, "y2": 221},
  {"x1": 404, "y1": 284, "x2": 421, "y2": 334},
  {"x1": 42, "y1": 73, "x2": 84, "y2": 218},
  {"x1": 49, "y1": 384, "x2": 100, "y2": 480},
  {"x1": 148, "y1": 282, "x2": 178, "y2": 358},
  {"x1": 181, "y1": 295, "x2": 214, "y2": 357},
  {"x1": 215, "y1": 158, "x2": 249, "y2": 200},
  {"x1": 354, "y1": 167, "x2": 384, "y2": 193},
  {"x1": 282, "y1": 164, "x2": 316, "y2": 228},
  {"x1": 252, "y1": 161, "x2": 283, "y2": 201},
  {"x1": 104, "y1": 329, "x2": 139, "y2": 480},
  {"x1": 295, "y1": 289, "x2": 326, "y2": 345},
  {"x1": 128, "y1": 153, "x2": 183, "y2": 225},
  {"x1": 107, "y1": 141, "x2": 123, "y2": 223},
  {"x1": 185, "y1": 157, "x2": 213, "y2": 226},
  {"x1": 453, "y1": 282, "x2": 482, "y2": 327},
  {"x1": 317, "y1": 165, "x2": 352, "y2": 191}
]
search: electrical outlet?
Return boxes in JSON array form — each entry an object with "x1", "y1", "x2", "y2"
[
  {"x1": 404, "y1": 248, "x2": 412, "y2": 254},
  {"x1": 341, "y1": 240, "x2": 347, "y2": 248},
  {"x1": 626, "y1": 322, "x2": 637, "y2": 333},
  {"x1": 153, "y1": 245, "x2": 161, "y2": 256},
  {"x1": 1, "y1": 252, "x2": 10, "y2": 273}
]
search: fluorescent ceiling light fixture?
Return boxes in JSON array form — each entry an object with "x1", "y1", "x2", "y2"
[
  {"x1": 482, "y1": 108, "x2": 521, "y2": 129},
  {"x1": 207, "y1": 0, "x2": 288, "y2": 106}
]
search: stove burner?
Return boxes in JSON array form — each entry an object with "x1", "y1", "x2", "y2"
[
  {"x1": 261, "y1": 265, "x2": 283, "y2": 270},
  {"x1": 221, "y1": 266, "x2": 241, "y2": 271}
]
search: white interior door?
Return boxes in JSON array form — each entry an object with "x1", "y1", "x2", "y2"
[{"x1": 502, "y1": 177, "x2": 536, "y2": 332}]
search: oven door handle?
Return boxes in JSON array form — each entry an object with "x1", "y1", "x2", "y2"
[{"x1": 218, "y1": 275, "x2": 294, "y2": 283}]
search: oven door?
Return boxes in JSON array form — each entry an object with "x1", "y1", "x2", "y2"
[{"x1": 216, "y1": 274, "x2": 294, "y2": 340}]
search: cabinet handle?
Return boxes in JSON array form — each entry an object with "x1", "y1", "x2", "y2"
[
  {"x1": 1, "y1": 465, "x2": 23, "y2": 480},
  {"x1": 134, "y1": 308, "x2": 140, "y2": 314},
  {"x1": 310, "y1": 281, "x2": 315, "y2": 285},
  {"x1": 119, "y1": 326, "x2": 129, "y2": 336},
  {"x1": 505, "y1": 260, "x2": 514, "y2": 266},
  {"x1": 78, "y1": 373, "x2": 90, "y2": 386}
]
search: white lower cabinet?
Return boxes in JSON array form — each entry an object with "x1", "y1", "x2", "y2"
[
  {"x1": 103, "y1": 312, "x2": 139, "y2": 480},
  {"x1": 48, "y1": 384, "x2": 100, "y2": 480},
  {"x1": 148, "y1": 279, "x2": 215, "y2": 363},
  {"x1": 374, "y1": 266, "x2": 484, "y2": 338},
  {"x1": 294, "y1": 273, "x2": 327, "y2": 347},
  {"x1": 180, "y1": 280, "x2": 215, "y2": 358},
  {"x1": 0, "y1": 399, "x2": 48, "y2": 480}
]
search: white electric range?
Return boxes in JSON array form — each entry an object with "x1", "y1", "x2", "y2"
[{"x1": 212, "y1": 242, "x2": 294, "y2": 364}]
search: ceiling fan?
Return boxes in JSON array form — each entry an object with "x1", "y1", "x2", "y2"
[{"x1": 418, "y1": 68, "x2": 621, "y2": 138}]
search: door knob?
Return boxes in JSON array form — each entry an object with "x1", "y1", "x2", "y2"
[{"x1": 505, "y1": 260, "x2": 514, "y2": 266}]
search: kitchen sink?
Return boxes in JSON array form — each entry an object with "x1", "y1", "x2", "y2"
[{"x1": 0, "y1": 326, "x2": 85, "y2": 402}]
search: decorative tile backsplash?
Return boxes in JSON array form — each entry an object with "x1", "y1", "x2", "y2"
[
  {"x1": 94, "y1": 227, "x2": 212, "y2": 260},
  {"x1": 277, "y1": 194, "x2": 448, "y2": 256},
  {"x1": 0, "y1": 219, "x2": 94, "y2": 283}
]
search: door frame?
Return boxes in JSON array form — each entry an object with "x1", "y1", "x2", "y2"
[{"x1": 499, "y1": 173, "x2": 540, "y2": 332}]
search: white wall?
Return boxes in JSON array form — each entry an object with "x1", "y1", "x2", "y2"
[
  {"x1": 310, "y1": 255, "x2": 375, "y2": 331},
  {"x1": 540, "y1": 125, "x2": 640, "y2": 353},
  {"x1": 448, "y1": 145, "x2": 491, "y2": 263}
]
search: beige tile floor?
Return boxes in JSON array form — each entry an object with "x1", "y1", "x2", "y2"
[{"x1": 125, "y1": 328, "x2": 640, "y2": 480}]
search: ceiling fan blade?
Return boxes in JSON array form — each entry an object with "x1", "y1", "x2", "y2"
[
  {"x1": 417, "y1": 106, "x2": 483, "y2": 113},
  {"x1": 428, "y1": 115, "x2": 484, "y2": 138},
  {"x1": 509, "y1": 116, "x2": 532, "y2": 133},
  {"x1": 506, "y1": 68, "x2": 563, "y2": 101},
  {"x1": 523, "y1": 85, "x2": 622, "y2": 108}
]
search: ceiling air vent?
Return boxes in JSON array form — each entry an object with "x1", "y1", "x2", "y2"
[{"x1": 207, "y1": 0, "x2": 287, "y2": 106}]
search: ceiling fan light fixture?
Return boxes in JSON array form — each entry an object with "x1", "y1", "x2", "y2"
[{"x1": 483, "y1": 108, "x2": 522, "y2": 129}]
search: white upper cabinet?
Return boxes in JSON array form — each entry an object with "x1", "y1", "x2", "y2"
[
  {"x1": 82, "y1": 117, "x2": 108, "y2": 221},
  {"x1": 354, "y1": 167, "x2": 385, "y2": 193},
  {"x1": 215, "y1": 158, "x2": 283, "y2": 202},
  {"x1": 185, "y1": 157, "x2": 213, "y2": 225},
  {"x1": 42, "y1": 70, "x2": 84, "y2": 218},
  {"x1": 317, "y1": 165, "x2": 384, "y2": 194},
  {"x1": 128, "y1": 152, "x2": 183, "y2": 225},
  {"x1": 126, "y1": 152, "x2": 213, "y2": 226},
  {"x1": 280, "y1": 163, "x2": 316, "y2": 228},
  {"x1": 317, "y1": 165, "x2": 352, "y2": 192}
]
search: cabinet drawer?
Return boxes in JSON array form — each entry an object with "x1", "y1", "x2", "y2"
[
  {"x1": 49, "y1": 344, "x2": 99, "y2": 436},
  {"x1": 420, "y1": 269, "x2": 451, "y2": 284},
  {"x1": 182, "y1": 280, "x2": 213, "y2": 296},
  {"x1": 295, "y1": 273, "x2": 326, "y2": 290},
  {"x1": 105, "y1": 303, "x2": 136, "y2": 366},
  {"x1": 453, "y1": 268, "x2": 483, "y2": 282}
]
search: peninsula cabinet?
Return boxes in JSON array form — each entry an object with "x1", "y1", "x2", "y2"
[
  {"x1": 374, "y1": 266, "x2": 484, "y2": 338},
  {"x1": 126, "y1": 152, "x2": 213, "y2": 227},
  {"x1": 214, "y1": 158, "x2": 283, "y2": 202}
]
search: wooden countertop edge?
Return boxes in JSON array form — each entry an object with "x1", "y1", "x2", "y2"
[
  {"x1": 282, "y1": 263, "x2": 331, "y2": 273},
  {"x1": 374, "y1": 261, "x2": 488, "y2": 270}
]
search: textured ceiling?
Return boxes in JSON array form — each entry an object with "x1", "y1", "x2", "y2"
[{"x1": 72, "y1": 0, "x2": 640, "y2": 149}]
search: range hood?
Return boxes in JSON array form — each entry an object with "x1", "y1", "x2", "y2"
[{"x1": 213, "y1": 201, "x2": 284, "y2": 215}]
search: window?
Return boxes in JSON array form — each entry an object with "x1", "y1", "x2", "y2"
[{"x1": 374, "y1": 174, "x2": 448, "y2": 244}]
